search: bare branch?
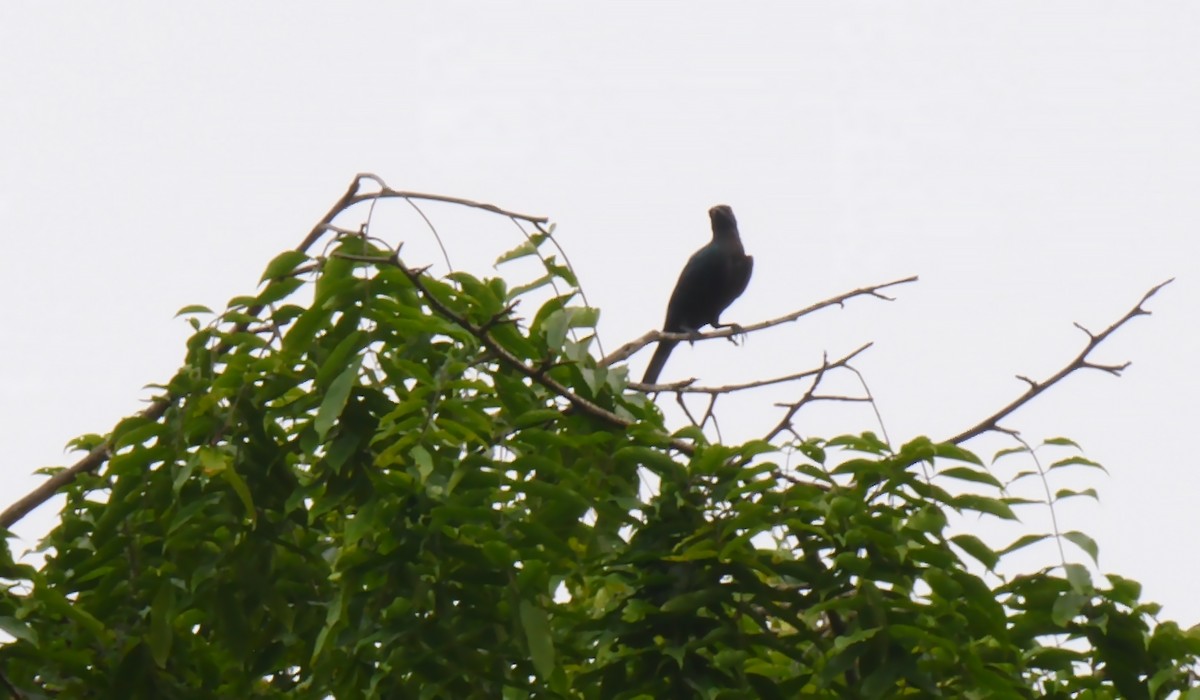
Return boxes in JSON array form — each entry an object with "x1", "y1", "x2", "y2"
[
  {"x1": 762, "y1": 354, "x2": 833, "y2": 444},
  {"x1": 1082, "y1": 361, "x2": 1131, "y2": 376},
  {"x1": 601, "y1": 276, "x2": 916, "y2": 369},
  {"x1": 361, "y1": 172, "x2": 545, "y2": 216},
  {"x1": 675, "y1": 393, "x2": 704, "y2": 429},
  {"x1": 799, "y1": 395, "x2": 873, "y2": 404},
  {"x1": 701, "y1": 394, "x2": 721, "y2": 436},
  {"x1": 634, "y1": 343, "x2": 873, "y2": 394},
  {"x1": 944, "y1": 278, "x2": 1174, "y2": 445}
]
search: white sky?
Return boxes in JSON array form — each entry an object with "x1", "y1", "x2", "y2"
[{"x1": 2, "y1": 4, "x2": 1197, "y2": 625}]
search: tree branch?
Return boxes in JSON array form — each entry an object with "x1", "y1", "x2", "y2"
[
  {"x1": 944, "y1": 279, "x2": 1173, "y2": 445},
  {"x1": 633, "y1": 343, "x2": 874, "y2": 394},
  {"x1": 373, "y1": 251, "x2": 698, "y2": 457},
  {"x1": 762, "y1": 355, "x2": 834, "y2": 444},
  {"x1": 600, "y1": 276, "x2": 916, "y2": 369}
]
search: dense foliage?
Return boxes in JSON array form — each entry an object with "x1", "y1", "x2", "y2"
[{"x1": 1, "y1": 202, "x2": 1197, "y2": 698}]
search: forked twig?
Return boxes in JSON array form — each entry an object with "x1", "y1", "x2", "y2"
[{"x1": 945, "y1": 279, "x2": 1173, "y2": 445}]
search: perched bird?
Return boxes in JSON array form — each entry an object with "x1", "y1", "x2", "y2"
[{"x1": 642, "y1": 205, "x2": 754, "y2": 384}]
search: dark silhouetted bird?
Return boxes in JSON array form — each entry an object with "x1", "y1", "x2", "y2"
[{"x1": 642, "y1": 205, "x2": 753, "y2": 384}]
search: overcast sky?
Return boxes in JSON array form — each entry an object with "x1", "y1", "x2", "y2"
[{"x1": 3, "y1": 4, "x2": 1197, "y2": 625}]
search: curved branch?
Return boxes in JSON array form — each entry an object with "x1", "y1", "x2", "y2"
[{"x1": 945, "y1": 278, "x2": 1173, "y2": 445}]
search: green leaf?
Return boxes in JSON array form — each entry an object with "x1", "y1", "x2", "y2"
[
  {"x1": 283, "y1": 304, "x2": 332, "y2": 357},
  {"x1": 546, "y1": 257, "x2": 578, "y2": 286},
  {"x1": 520, "y1": 600, "x2": 556, "y2": 680},
  {"x1": 220, "y1": 463, "x2": 257, "y2": 523},
  {"x1": 1053, "y1": 487, "x2": 1099, "y2": 503},
  {"x1": 111, "y1": 417, "x2": 165, "y2": 450},
  {"x1": 513, "y1": 409, "x2": 563, "y2": 429},
  {"x1": 316, "y1": 330, "x2": 367, "y2": 389},
  {"x1": 951, "y1": 493, "x2": 1018, "y2": 520},
  {"x1": 1106, "y1": 574, "x2": 1143, "y2": 605},
  {"x1": 1052, "y1": 591, "x2": 1088, "y2": 625},
  {"x1": 925, "y1": 568, "x2": 963, "y2": 599},
  {"x1": 1062, "y1": 530, "x2": 1100, "y2": 565},
  {"x1": 410, "y1": 445, "x2": 434, "y2": 482},
  {"x1": 1048, "y1": 455, "x2": 1108, "y2": 474},
  {"x1": 931, "y1": 442, "x2": 983, "y2": 465},
  {"x1": 314, "y1": 256, "x2": 357, "y2": 305},
  {"x1": 312, "y1": 585, "x2": 345, "y2": 661},
  {"x1": 315, "y1": 357, "x2": 362, "y2": 441},
  {"x1": 829, "y1": 432, "x2": 892, "y2": 455},
  {"x1": 32, "y1": 573, "x2": 108, "y2": 640},
  {"x1": 614, "y1": 446, "x2": 684, "y2": 480},
  {"x1": 65, "y1": 432, "x2": 107, "y2": 452},
  {"x1": 1025, "y1": 645, "x2": 1085, "y2": 671},
  {"x1": 1064, "y1": 562, "x2": 1093, "y2": 592},
  {"x1": 496, "y1": 234, "x2": 547, "y2": 266},
  {"x1": 148, "y1": 584, "x2": 175, "y2": 668},
  {"x1": 260, "y1": 250, "x2": 310, "y2": 282},
  {"x1": 174, "y1": 304, "x2": 213, "y2": 317},
  {"x1": 508, "y1": 272, "x2": 555, "y2": 299},
  {"x1": 543, "y1": 308, "x2": 572, "y2": 350},
  {"x1": 992, "y1": 445, "x2": 1030, "y2": 462},
  {"x1": 256, "y1": 276, "x2": 306, "y2": 306},
  {"x1": 951, "y1": 534, "x2": 999, "y2": 570},
  {"x1": 998, "y1": 533, "x2": 1051, "y2": 556},
  {"x1": 1042, "y1": 436, "x2": 1082, "y2": 449},
  {"x1": 198, "y1": 447, "x2": 256, "y2": 522},
  {"x1": 197, "y1": 446, "x2": 230, "y2": 474},
  {"x1": 0, "y1": 616, "x2": 37, "y2": 645},
  {"x1": 938, "y1": 465, "x2": 1002, "y2": 488}
]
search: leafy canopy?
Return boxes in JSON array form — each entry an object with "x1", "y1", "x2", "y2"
[{"x1": 1, "y1": 190, "x2": 1197, "y2": 699}]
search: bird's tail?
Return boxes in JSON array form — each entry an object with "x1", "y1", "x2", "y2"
[{"x1": 641, "y1": 339, "x2": 679, "y2": 385}]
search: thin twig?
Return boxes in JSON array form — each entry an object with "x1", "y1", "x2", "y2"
[
  {"x1": 845, "y1": 365, "x2": 891, "y2": 448},
  {"x1": 402, "y1": 198, "x2": 455, "y2": 272},
  {"x1": 635, "y1": 343, "x2": 873, "y2": 394},
  {"x1": 945, "y1": 279, "x2": 1173, "y2": 445},
  {"x1": 762, "y1": 354, "x2": 832, "y2": 444},
  {"x1": 675, "y1": 393, "x2": 704, "y2": 429}
]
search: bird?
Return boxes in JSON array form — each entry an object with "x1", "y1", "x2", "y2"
[{"x1": 642, "y1": 205, "x2": 754, "y2": 385}]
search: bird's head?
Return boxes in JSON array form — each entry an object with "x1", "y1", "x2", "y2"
[{"x1": 708, "y1": 204, "x2": 738, "y2": 234}]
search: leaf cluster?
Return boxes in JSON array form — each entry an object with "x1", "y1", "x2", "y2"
[{"x1": 0, "y1": 222, "x2": 1196, "y2": 699}]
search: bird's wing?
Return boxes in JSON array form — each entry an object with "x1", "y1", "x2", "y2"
[
  {"x1": 664, "y1": 244, "x2": 728, "y2": 331},
  {"x1": 729, "y1": 255, "x2": 753, "y2": 299}
]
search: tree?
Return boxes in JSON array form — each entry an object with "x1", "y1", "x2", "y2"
[{"x1": 0, "y1": 175, "x2": 1196, "y2": 698}]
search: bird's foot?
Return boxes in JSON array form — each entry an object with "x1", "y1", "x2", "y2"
[{"x1": 717, "y1": 322, "x2": 747, "y2": 345}]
